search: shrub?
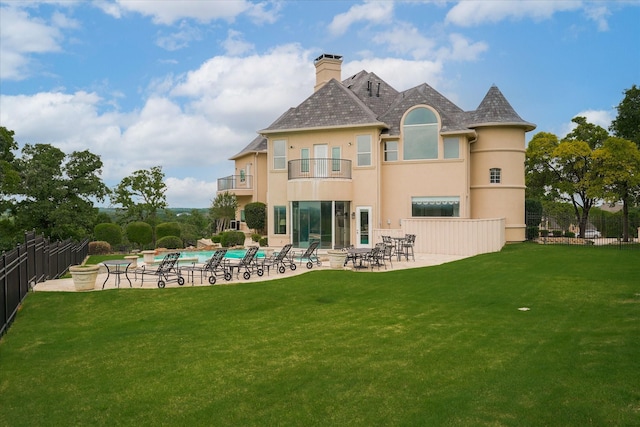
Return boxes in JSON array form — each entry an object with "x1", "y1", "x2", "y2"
[
  {"x1": 552, "y1": 230, "x2": 563, "y2": 237},
  {"x1": 156, "y1": 236, "x2": 183, "y2": 249},
  {"x1": 540, "y1": 229, "x2": 549, "y2": 237},
  {"x1": 251, "y1": 233, "x2": 261, "y2": 242},
  {"x1": 94, "y1": 223, "x2": 122, "y2": 246},
  {"x1": 564, "y1": 231, "x2": 575, "y2": 238},
  {"x1": 526, "y1": 226, "x2": 539, "y2": 240},
  {"x1": 245, "y1": 202, "x2": 266, "y2": 233},
  {"x1": 212, "y1": 234, "x2": 222, "y2": 244},
  {"x1": 220, "y1": 231, "x2": 245, "y2": 248},
  {"x1": 259, "y1": 237, "x2": 268, "y2": 247},
  {"x1": 157, "y1": 222, "x2": 181, "y2": 240},
  {"x1": 126, "y1": 221, "x2": 153, "y2": 248},
  {"x1": 88, "y1": 241, "x2": 112, "y2": 255}
]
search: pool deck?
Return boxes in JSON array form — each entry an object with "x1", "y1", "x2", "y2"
[{"x1": 33, "y1": 248, "x2": 468, "y2": 292}]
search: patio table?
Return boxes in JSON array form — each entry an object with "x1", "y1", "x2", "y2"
[{"x1": 102, "y1": 260, "x2": 132, "y2": 289}]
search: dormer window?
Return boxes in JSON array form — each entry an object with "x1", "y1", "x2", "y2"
[{"x1": 403, "y1": 107, "x2": 438, "y2": 160}]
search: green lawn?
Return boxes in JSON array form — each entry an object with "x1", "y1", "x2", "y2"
[{"x1": 1, "y1": 244, "x2": 638, "y2": 426}]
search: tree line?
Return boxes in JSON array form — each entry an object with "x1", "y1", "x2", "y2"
[
  {"x1": 0, "y1": 127, "x2": 267, "y2": 252},
  {"x1": 525, "y1": 85, "x2": 640, "y2": 241}
]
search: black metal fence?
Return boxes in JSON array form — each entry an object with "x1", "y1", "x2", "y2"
[
  {"x1": 1, "y1": 231, "x2": 89, "y2": 337},
  {"x1": 525, "y1": 211, "x2": 639, "y2": 249}
]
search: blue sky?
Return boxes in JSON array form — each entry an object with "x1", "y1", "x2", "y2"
[{"x1": 1, "y1": 0, "x2": 638, "y2": 208}]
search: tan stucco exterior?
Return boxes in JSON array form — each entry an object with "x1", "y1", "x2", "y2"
[{"x1": 218, "y1": 54, "x2": 535, "y2": 250}]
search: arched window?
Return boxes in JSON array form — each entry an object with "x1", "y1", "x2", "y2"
[{"x1": 403, "y1": 107, "x2": 438, "y2": 160}]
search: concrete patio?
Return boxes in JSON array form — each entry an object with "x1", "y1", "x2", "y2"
[{"x1": 33, "y1": 250, "x2": 468, "y2": 292}]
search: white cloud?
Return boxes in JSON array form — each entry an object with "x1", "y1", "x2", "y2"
[
  {"x1": 165, "y1": 177, "x2": 218, "y2": 208},
  {"x1": 156, "y1": 22, "x2": 202, "y2": 51},
  {"x1": 446, "y1": 0, "x2": 582, "y2": 27},
  {"x1": 328, "y1": 1, "x2": 394, "y2": 36},
  {"x1": 222, "y1": 29, "x2": 255, "y2": 56},
  {"x1": 0, "y1": 5, "x2": 65, "y2": 80},
  {"x1": 584, "y1": 4, "x2": 611, "y2": 31},
  {"x1": 113, "y1": 0, "x2": 252, "y2": 25},
  {"x1": 343, "y1": 57, "x2": 445, "y2": 92},
  {"x1": 559, "y1": 109, "x2": 614, "y2": 137},
  {"x1": 371, "y1": 22, "x2": 436, "y2": 60},
  {"x1": 436, "y1": 33, "x2": 488, "y2": 62}
]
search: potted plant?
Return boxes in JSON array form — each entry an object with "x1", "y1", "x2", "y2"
[{"x1": 69, "y1": 264, "x2": 100, "y2": 291}]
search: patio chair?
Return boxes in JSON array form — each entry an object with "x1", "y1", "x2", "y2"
[
  {"x1": 261, "y1": 244, "x2": 297, "y2": 275},
  {"x1": 381, "y1": 235, "x2": 397, "y2": 259},
  {"x1": 224, "y1": 246, "x2": 263, "y2": 280},
  {"x1": 179, "y1": 249, "x2": 232, "y2": 285},
  {"x1": 366, "y1": 243, "x2": 386, "y2": 270},
  {"x1": 402, "y1": 234, "x2": 416, "y2": 261},
  {"x1": 296, "y1": 240, "x2": 321, "y2": 269},
  {"x1": 134, "y1": 252, "x2": 185, "y2": 288}
]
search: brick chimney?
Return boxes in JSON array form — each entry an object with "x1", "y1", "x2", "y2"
[{"x1": 314, "y1": 54, "x2": 343, "y2": 92}]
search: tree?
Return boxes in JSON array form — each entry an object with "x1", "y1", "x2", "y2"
[
  {"x1": 592, "y1": 137, "x2": 640, "y2": 241},
  {"x1": 0, "y1": 127, "x2": 20, "y2": 212},
  {"x1": 245, "y1": 202, "x2": 266, "y2": 234},
  {"x1": 610, "y1": 85, "x2": 640, "y2": 148},
  {"x1": 209, "y1": 192, "x2": 238, "y2": 234},
  {"x1": 126, "y1": 221, "x2": 153, "y2": 249},
  {"x1": 112, "y1": 166, "x2": 167, "y2": 246},
  {"x1": 526, "y1": 119, "x2": 605, "y2": 238},
  {"x1": 13, "y1": 144, "x2": 108, "y2": 241},
  {"x1": 94, "y1": 223, "x2": 123, "y2": 247}
]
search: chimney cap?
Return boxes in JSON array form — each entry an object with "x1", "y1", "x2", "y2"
[{"x1": 314, "y1": 53, "x2": 342, "y2": 63}]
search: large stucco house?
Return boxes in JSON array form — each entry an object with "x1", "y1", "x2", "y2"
[{"x1": 217, "y1": 54, "x2": 536, "y2": 256}]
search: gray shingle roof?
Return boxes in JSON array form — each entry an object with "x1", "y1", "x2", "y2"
[
  {"x1": 466, "y1": 85, "x2": 535, "y2": 130},
  {"x1": 230, "y1": 134, "x2": 267, "y2": 159},
  {"x1": 261, "y1": 78, "x2": 385, "y2": 132},
  {"x1": 247, "y1": 66, "x2": 534, "y2": 152}
]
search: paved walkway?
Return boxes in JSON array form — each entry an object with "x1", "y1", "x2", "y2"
[{"x1": 33, "y1": 250, "x2": 468, "y2": 292}]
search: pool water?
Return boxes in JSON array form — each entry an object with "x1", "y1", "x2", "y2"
[{"x1": 155, "y1": 249, "x2": 266, "y2": 263}]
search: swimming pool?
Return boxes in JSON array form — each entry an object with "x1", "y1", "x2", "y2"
[{"x1": 155, "y1": 249, "x2": 267, "y2": 263}]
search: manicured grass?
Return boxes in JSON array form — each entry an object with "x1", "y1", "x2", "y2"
[{"x1": 1, "y1": 244, "x2": 638, "y2": 426}]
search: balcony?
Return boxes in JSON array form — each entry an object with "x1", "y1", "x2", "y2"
[
  {"x1": 217, "y1": 175, "x2": 253, "y2": 195},
  {"x1": 288, "y1": 158, "x2": 352, "y2": 180}
]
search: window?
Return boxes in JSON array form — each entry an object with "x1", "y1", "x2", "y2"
[
  {"x1": 357, "y1": 135, "x2": 371, "y2": 166},
  {"x1": 301, "y1": 148, "x2": 310, "y2": 173},
  {"x1": 273, "y1": 140, "x2": 286, "y2": 170},
  {"x1": 240, "y1": 209, "x2": 245, "y2": 222},
  {"x1": 274, "y1": 206, "x2": 286, "y2": 234},
  {"x1": 443, "y1": 137, "x2": 459, "y2": 159},
  {"x1": 240, "y1": 169, "x2": 246, "y2": 182},
  {"x1": 412, "y1": 196, "x2": 460, "y2": 217},
  {"x1": 490, "y1": 168, "x2": 501, "y2": 184},
  {"x1": 384, "y1": 141, "x2": 398, "y2": 161},
  {"x1": 403, "y1": 107, "x2": 438, "y2": 160},
  {"x1": 332, "y1": 147, "x2": 341, "y2": 172}
]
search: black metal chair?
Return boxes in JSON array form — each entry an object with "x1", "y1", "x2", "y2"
[
  {"x1": 179, "y1": 249, "x2": 232, "y2": 285},
  {"x1": 224, "y1": 246, "x2": 263, "y2": 280},
  {"x1": 402, "y1": 234, "x2": 416, "y2": 261},
  {"x1": 296, "y1": 240, "x2": 321, "y2": 269},
  {"x1": 134, "y1": 252, "x2": 185, "y2": 288},
  {"x1": 262, "y1": 244, "x2": 297, "y2": 275}
]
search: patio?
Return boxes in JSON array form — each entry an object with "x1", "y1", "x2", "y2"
[{"x1": 33, "y1": 249, "x2": 468, "y2": 292}]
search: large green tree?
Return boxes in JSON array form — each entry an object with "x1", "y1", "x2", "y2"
[
  {"x1": 526, "y1": 117, "x2": 609, "y2": 237},
  {"x1": 209, "y1": 192, "x2": 238, "y2": 234},
  {"x1": 13, "y1": 144, "x2": 109, "y2": 240},
  {"x1": 0, "y1": 127, "x2": 20, "y2": 211},
  {"x1": 592, "y1": 137, "x2": 640, "y2": 241},
  {"x1": 610, "y1": 85, "x2": 640, "y2": 148},
  {"x1": 111, "y1": 166, "x2": 167, "y2": 246}
]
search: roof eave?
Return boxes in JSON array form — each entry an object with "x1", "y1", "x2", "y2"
[{"x1": 467, "y1": 121, "x2": 537, "y2": 132}]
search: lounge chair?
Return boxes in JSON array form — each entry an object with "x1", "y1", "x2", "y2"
[
  {"x1": 179, "y1": 249, "x2": 231, "y2": 285},
  {"x1": 224, "y1": 246, "x2": 263, "y2": 280},
  {"x1": 296, "y1": 240, "x2": 321, "y2": 269},
  {"x1": 261, "y1": 244, "x2": 296, "y2": 275},
  {"x1": 134, "y1": 252, "x2": 185, "y2": 288}
]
